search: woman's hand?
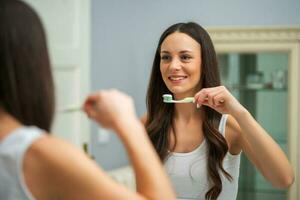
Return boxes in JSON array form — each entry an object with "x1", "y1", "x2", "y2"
[
  {"x1": 83, "y1": 89, "x2": 138, "y2": 131},
  {"x1": 194, "y1": 86, "x2": 247, "y2": 118}
]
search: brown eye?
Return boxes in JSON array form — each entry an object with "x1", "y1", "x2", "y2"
[
  {"x1": 181, "y1": 54, "x2": 192, "y2": 61},
  {"x1": 161, "y1": 55, "x2": 171, "y2": 61}
]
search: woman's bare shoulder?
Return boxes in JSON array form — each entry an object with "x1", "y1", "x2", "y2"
[
  {"x1": 24, "y1": 135, "x2": 96, "y2": 198},
  {"x1": 24, "y1": 134, "x2": 140, "y2": 200}
]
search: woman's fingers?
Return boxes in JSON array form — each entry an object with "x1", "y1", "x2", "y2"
[
  {"x1": 195, "y1": 87, "x2": 224, "y2": 107},
  {"x1": 214, "y1": 93, "x2": 225, "y2": 107},
  {"x1": 195, "y1": 88, "x2": 209, "y2": 105},
  {"x1": 83, "y1": 91, "x2": 104, "y2": 119},
  {"x1": 194, "y1": 86, "x2": 244, "y2": 115},
  {"x1": 207, "y1": 90, "x2": 223, "y2": 107},
  {"x1": 82, "y1": 89, "x2": 138, "y2": 131}
]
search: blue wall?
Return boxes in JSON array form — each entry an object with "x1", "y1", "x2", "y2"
[{"x1": 91, "y1": 0, "x2": 300, "y2": 170}]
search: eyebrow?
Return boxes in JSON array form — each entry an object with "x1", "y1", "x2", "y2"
[{"x1": 160, "y1": 50, "x2": 193, "y2": 54}]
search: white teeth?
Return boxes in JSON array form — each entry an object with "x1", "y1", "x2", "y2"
[
  {"x1": 169, "y1": 76, "x2": 187, "y2": 81},
  {"x1": 171, "y1": 77, "x2": 183, "y2": 81}
]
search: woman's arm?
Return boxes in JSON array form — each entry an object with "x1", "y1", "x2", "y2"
[
  {"x1": 25, "y1": 90, "x2": 175, "y2": 200},
  {"x1": 228, "y1": 111, "x2": 294, "y2": 188},
  {"x1": 83, "y1": 89, "x2": 175, "y2": 199},
  {"x1": 25, "y1": 136, "x2": 148, "y2": 200},
  {"x1": 194, "y1": 86, "x2": 294, "y2": 188},
  {"x1": 115, "y1": 116, "x2": 174, "y2": 199}
]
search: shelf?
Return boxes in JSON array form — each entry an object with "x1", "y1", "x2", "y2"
[
  {"x1": 238, "y1": 188, "x2": 286, "y2": 194},
  {"x1": 228, "y1": 84, "x2": 287, "y2": 92}
]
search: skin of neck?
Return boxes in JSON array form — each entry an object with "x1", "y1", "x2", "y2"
[
  {"x1": 0, "y1": 108, "x2": 22, "y2": 140},
  {"x1": 172, "y1": 87, "x2": 203, "y2": 122},
  {"x1": 174, "y1": 103, "x2": 204, "y2": 122}
]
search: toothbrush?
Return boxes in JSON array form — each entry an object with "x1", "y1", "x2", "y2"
[
  {"x1": 162, "y1": 94, "x2": 195, "y2": 103},
  {"x1": 58, "y1": 101, "x2": 100, "y2": 113},
  {"x1": 58, "y1": 105, "x2": 81, "y2": 113}
]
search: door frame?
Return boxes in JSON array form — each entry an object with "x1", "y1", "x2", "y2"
[{"x1": 24, "y1": 0, "x2": 91, "y2": 148}]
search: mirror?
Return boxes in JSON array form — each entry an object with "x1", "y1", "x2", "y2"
[
  {"x1": 218, "y1": 52, "x2": 288, "y2": 200},
  {"x1": 210, "y1": 27, "x2": 300, "y2": 200}
]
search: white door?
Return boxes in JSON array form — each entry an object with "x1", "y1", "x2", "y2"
[{"x1": 24, "y1": 0, "x2": 91, "y2": 148}]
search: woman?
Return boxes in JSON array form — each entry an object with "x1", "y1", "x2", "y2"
[
  {"x1": 143, "y1": 22, "x2": 294, "y2": 200},
  {"x1": 0, "y1": 0, "x2": 175, "y2": 199}
]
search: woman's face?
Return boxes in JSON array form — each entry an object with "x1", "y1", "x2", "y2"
[{"x1": 160, "y1": 32, "x2": 202, "y2": 98}]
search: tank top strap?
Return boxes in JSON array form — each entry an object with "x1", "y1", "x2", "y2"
[{"x1": 218, "y1": 114, "x2": 228, "y2": 137}]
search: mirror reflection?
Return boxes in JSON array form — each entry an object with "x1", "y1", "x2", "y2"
[{"x1": 218, "y1": 52, "x2": 289, "y2": 200}]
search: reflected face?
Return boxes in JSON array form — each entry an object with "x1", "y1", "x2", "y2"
[{"x1": 160, "y1": 32, "x2": 201, "y2": 98}]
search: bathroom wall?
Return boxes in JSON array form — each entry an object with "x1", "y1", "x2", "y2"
[{"x1": 91, "y1": 0, "x2": 300, "y2": 170}]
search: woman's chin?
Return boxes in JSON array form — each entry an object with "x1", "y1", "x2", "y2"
[
  {"x1": 167, "y1": 87, "x2": 184, "y2": 95},
  {"x1": 168, "y1": 88, "x2": 194, "y2": 97}
]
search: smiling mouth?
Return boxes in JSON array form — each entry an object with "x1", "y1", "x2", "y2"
[{"x1": 168, "y1": 76, "x2": 188, "y2": 81}]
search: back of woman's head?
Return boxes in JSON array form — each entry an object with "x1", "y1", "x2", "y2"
[{"x1": 0, "y1": 0, "x2": 54, "y2": 131}]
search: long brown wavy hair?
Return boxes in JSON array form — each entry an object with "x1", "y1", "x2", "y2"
[{"x1": 145, "y1": 22, "x2": 232, "y2": 200}]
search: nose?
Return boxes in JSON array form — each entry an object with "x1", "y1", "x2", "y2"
[{"x1": 169, "y1": 57, "x2": 182, "y2": 71}]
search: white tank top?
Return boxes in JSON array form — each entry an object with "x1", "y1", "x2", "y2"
[
  {"x1": 164, "y1": 114, "x2": 241, "y2": 200},
  {"x1": 0, "y1": 126, "x2": 44, "y2": 200}
]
